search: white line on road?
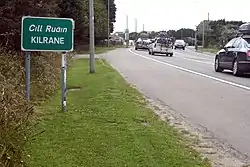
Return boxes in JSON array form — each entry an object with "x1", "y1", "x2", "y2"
[
  {"x1": 175, "y1": 50, "x2": 213, "y2": 60},
  {"x1": 129, "y1": 49, "x2": 250, "y2": 91},
  {"x1": 176, "y1": 56, "x2": 213, "y2": 65}
]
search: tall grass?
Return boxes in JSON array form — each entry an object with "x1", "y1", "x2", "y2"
[{"x1": 0, "y1": 50, "x2": 65, "y2": 167}]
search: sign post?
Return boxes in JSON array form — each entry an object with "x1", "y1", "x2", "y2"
[
  {"x1": 61, "y1": 52, "x2": 67, "y2": 112},
  {"x1": 21, "y1": 16, "x2": 74, "y2": 111},
  {"x1": 25, "y1": 52, "x2": 31, "y2": 102}
]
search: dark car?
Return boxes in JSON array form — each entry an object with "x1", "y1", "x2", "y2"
[
  {"x1": 135, "y1": 40, "x2": 149, "y2": 50},
  {"x1": 214, "y1": 36, "x2": 250, "y2": 76}
]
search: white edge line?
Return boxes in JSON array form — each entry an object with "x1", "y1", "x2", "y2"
[{"x1": 128, "y1": 49, "x2": 250, "y2": 91}]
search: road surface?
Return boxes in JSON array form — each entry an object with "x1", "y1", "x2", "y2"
[{"x1": 104, "y1": 47, "x2": 250, "y2": 158}]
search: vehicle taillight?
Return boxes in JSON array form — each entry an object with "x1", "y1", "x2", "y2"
[{"x1": 247, "y1": 51, "x2": 250, "y2": 56}]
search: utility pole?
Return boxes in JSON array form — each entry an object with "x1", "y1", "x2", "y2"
[
  {"x1": 125, "y1": 15, "x2": 129, "y2": 47},
  {"x1": 208, "y1": 12, "x2": 210, "y2": 21},
  {"x1": 192, "y1": 31, "x2": 194, "y2": 45},
  {"x1": 143, "y1": 24, "x2": 145, "y2": 32},
  {"x1": 195, "y1": 28, "x2": 198, "y2": 51},
  {"x1": 126, "y1": 15, "x2": 128, "y2": 29},
  {"x1": 134, "y1": 18, "x2": 138, "y2": 42},
  {"x1": 107, "y1": 0, "x2": 110, "y2": 47},
  {"x1": 202, "y1": 20, "x2": 205, "y2": 48},
  {"x1": 181, "y1": 29, "x2": 183, "y2": 39},
  {"x1": 135, "y1": 18, "x2": 137, "y2": 32},
  {"x1": 89, "y1": 0, "x2": 95, "y2": 73}
]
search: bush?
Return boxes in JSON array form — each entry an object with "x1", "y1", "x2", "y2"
[
  {"x1": 0, "y1": 0, "x2": 116, "y2": 166},
  {"x1": 0, "y1": 50, "x2": 63, "y2": 167}
]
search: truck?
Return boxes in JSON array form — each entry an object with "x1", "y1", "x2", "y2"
[{"x1": 148, "y1": 37, "x2": 173, "y2": 56}]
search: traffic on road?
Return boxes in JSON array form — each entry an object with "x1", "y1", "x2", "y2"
[
  {"x1": 105, "y1": 43, "x2": 250, "y2": 165},
  {"x1": 4, "y1": 0, "x2": 250, "y2": 166},
  {"x1": 133, "y1": 22, "x2": 250, "y2": 78}
]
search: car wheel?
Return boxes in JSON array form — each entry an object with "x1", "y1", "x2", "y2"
[
  {"x1": 148, "y1": 49, "x2": 151, "y2": 55},
  {"x1": 169, "y1": 53, "x2": 173, "y2": 57},
  {"x1": 174, "y1": 47, "x2": 176, "y2": 49},
  {"x1": 152, "y1": 51, "x2": 154, "y2": 55},
  {"x1": 183, "y1": 47, "x2": 185, "y2": 50},
  {"x1": 233, "y1": 59, "x2": 242, "y2": 76},
  {"x1": 135, "y1": 47, "x2": 138, "y2": 50},
  {"x1": 214, "y1": 56, "x2": 223, "y2": 72}
]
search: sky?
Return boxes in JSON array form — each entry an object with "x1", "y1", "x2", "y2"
[{"x1": 114, "y1": 0, "x2": 250, "y2": 32}]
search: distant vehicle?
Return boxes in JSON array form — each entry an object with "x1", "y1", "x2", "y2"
[
  {"x1": 148, "y1": 37, "x2": 173, "y2": 56},
  {"x1": 135, "y1": 38, "x2": 151, "y2": 50},
  {"x1": 174, "y1": 39, "x2": 186, "y2": 50},
  {"x1": 214, "y1": 37, "x2": 250, "y2": 76}
]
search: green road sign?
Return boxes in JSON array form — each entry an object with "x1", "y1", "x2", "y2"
[{"x1": 21, "y1": 16, "x2": 74, "y2": 52}]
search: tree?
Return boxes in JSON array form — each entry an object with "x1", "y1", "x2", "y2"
[
  {"x1": 58, "y1": 0, "x2": 117, "y2": 47},
  {"x1": 103, "y1": 0, "x2": 117, "y2": 33},
  {"x1": 148, "y1": 31, "x2": 156, "y2": 38},
  {"x1": 172, "y1": 28, "x2": 195, "y2": 39},
  {"x1": 204, "y1": 19, "x2": 245, "y2": 47},
  {"x1": 59, "y1": 0, "x2": 89, "y2": 46},
  {"x1": 94, "y1": 0, "x2": 109, "y2": 42},
  {"x1": 167, "y1": 30, "x2": 176, "y2": 37},
  {"x1": 138, "y1": 32, "x2": 148, "y2": 39},
  {"x1": 220, "y1": 24, "x2": 238, "y2": 44},
  {"x1": 0, "y1": 0, "x2": 58, "y2": 50},
  {"x1": 129, "y1": 32, "x2": 138, "y2": 40}
]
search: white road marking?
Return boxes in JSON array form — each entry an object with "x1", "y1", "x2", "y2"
[
  {"x1": 176, "y1": 56, "x2": 213, "y2": 65},
  {"x1": 129, "y1": 49, "x2": 250, "y2": 91},
  {"x1": 174, "y1": 50, "x2": 213, "y2": 60}
]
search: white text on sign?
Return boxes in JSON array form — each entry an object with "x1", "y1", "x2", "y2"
[
  {"x1": 29, "y1": 25, "x2": 68, "y2": 33},
  {"x1": 31, "y1": 37, "x2": 64, "y2": 44}
]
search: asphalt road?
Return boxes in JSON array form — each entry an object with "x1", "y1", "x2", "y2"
[{"x1": 104, "y1": 47, "x2": 250, "y2": 158}]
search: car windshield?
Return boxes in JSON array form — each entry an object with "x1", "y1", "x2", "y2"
[
  {"x1": 243, "y1": 38, "x2": 250, "y2": 47},
  {"x1": 175, "y1": 40, "x2": 184, "y2": 44}
]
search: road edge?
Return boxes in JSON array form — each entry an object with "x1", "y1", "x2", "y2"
[{"x1": 103, "y1": 48, "x2": 250, "y2": 167}]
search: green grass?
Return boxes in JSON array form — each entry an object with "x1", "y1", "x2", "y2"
[
  {"x1": 200, "y1": 47, "x2": 219, "y2": 54},
  {"x1": 26, "y1": 58, "x2": 211, "y2": 167}
]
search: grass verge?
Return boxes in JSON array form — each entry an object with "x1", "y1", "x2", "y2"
[
  {"x1": 26, "y1": 58, "x2": 211, "y2": 167},
  {"x1": 200, "y1": 47, "x2": 219, "y2": 54}
]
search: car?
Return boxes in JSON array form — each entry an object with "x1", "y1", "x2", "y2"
[
  {"x1": 148, "y1": 37, "x2": 173, "y2": 56},
  {"x1": 174, "y1": 39, "x2": 186, "y2": 50},
  {"x1": 214, "y1": 36, "x2": 250, "y2": 76},
  {"x1": 135, "y1": 38, "x2": 150, "y2": 50}
]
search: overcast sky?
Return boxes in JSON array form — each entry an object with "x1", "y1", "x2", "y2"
[{"x1": 114, "y1": 0, "x2": 250, "y2": 32}]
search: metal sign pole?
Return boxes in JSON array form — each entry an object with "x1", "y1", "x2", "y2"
[
  {"x1": 25, "y1": 52, "x2": 31, "y2": 102},
  {"x1": 89, "y1": 0, "x2": 95, "y2": 73},
  {"x1": 107, "y1": 0, "x2": 110, "y2": 47},
  {"x1": 61, "y1": 52, "x2": 67, "y2": 112}
]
